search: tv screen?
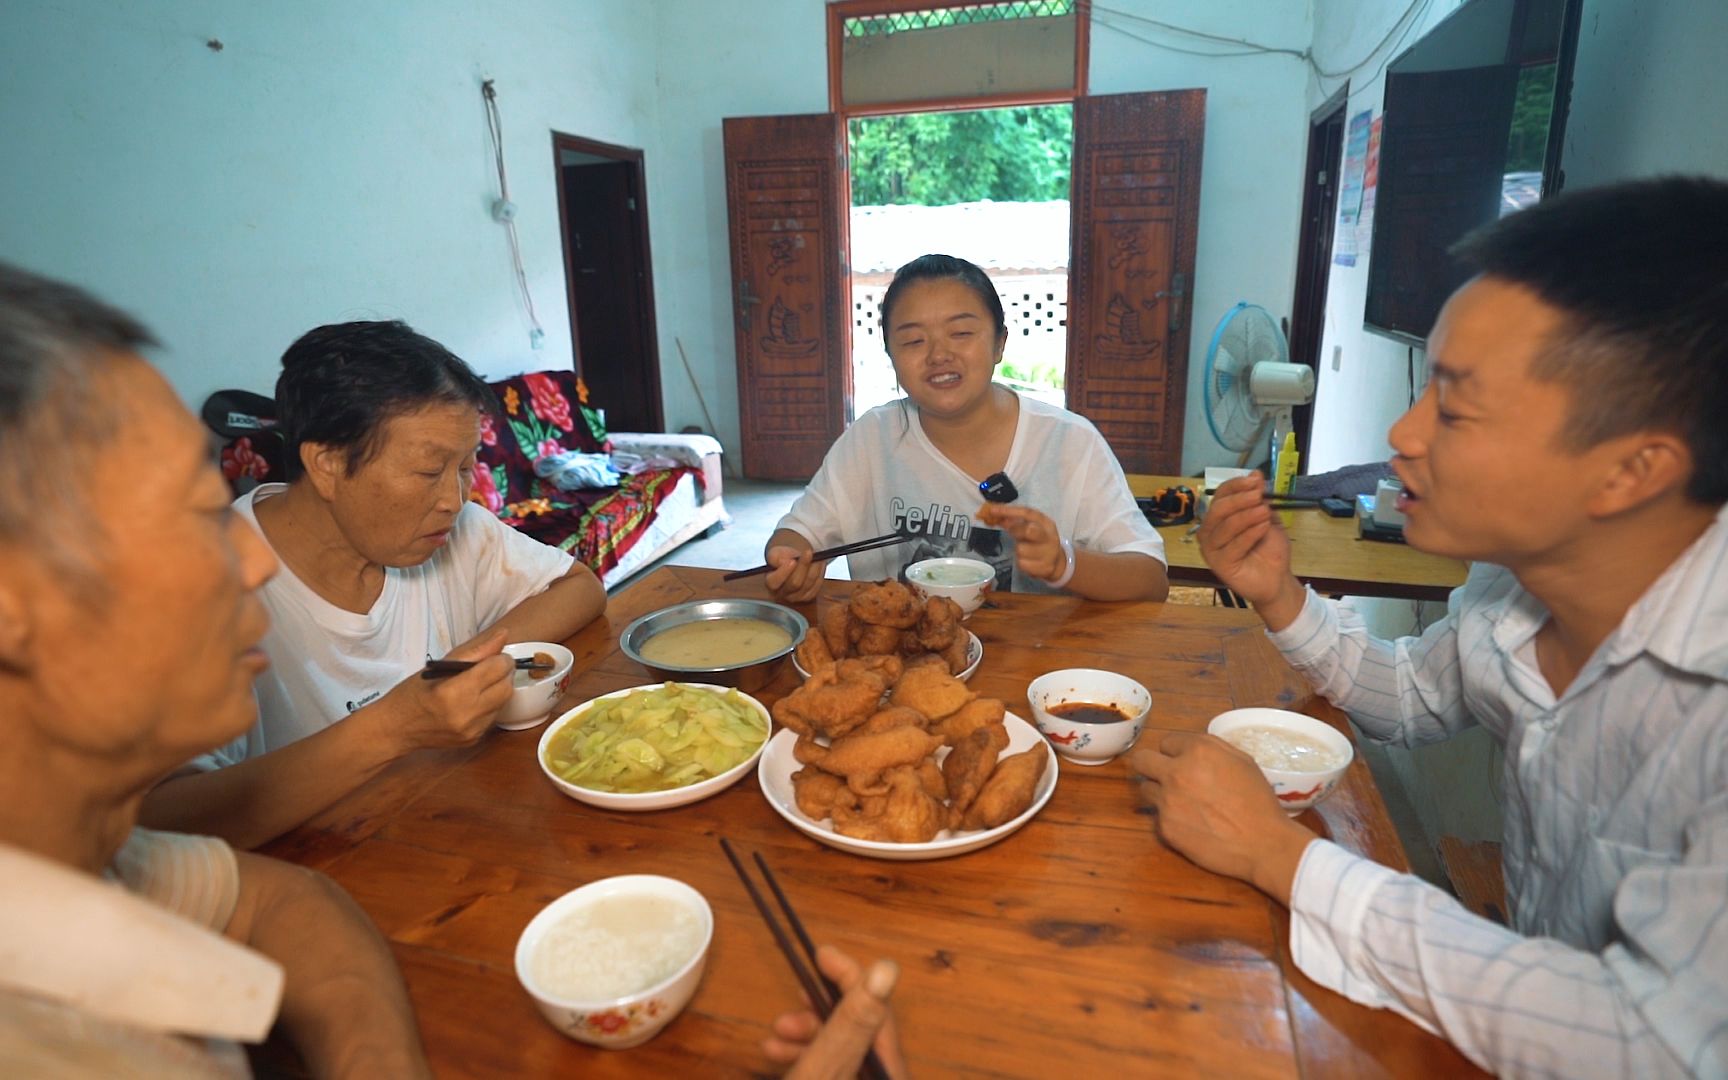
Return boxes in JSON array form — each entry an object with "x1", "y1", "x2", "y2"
[{"x1": 1363, "y1": 0, "x2": 1582, "y2": 345}]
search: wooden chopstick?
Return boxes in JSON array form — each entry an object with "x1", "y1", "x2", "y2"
[
  {"x1": 722, "y1": 532, "x2": 910, "y2": 582},
  {"x1": 719, "y1": 839, "x2": 890, "y2": 1080},
  {"x1": 419, "y1": 656, "x2": 551, "y2": 679}
]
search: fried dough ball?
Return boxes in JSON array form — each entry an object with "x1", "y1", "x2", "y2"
[
  {"x1": 819, "y1": 602, "x2": 855, "y2": 658},
  {"x1": 792, "y1": 767, "x2": 849, "y2": 819},
  {"x1": 835, "y1": 654, "x2": 903, "y2": 687},
  {"x1": 832, "y1": 765, "x2": 946, "y2": 843},
  {"x1": 940, "y1": 630, "x2": 972, "y2": 675},
  {"x1": 916, "y1": 758, "x2": 948, "y2": 801},
  {"x1": 889, "y1": 663, "x2": 974, "y2": 720},
  {"x1": 960, "y1": 746, "x2": 1048, "y2": 830},
  {"x1": 937, "y1": 698, "x2": 1007, "y2": 746},
  {"x1": 773, "y1": 664, "x2": 888, "y2": 739},
  {"x1": 805, "y1": 726, "x2": 945, "y2": 794},
  {"x1": 854, "y1": 706, "x2": 927, "y2": 736},
  {"x1": 942, "y1": 724, "x2": 1011, "y2": 814},
  {"x1": 909, "y1": 596, "x2": 964, "y2": 653},
  {"x1": 854, "y1": 623, "x2": 903, "y2": 656},
  {"x1": 795, "y1": 631, "x2": 835, "y2": 674},
  {"x1": 849, "y1": 580, "x2": 922, "y2": 629}
]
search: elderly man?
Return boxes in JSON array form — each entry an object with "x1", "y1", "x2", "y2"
[
  {"x1": 0, "y1": 264, "x2": 901, "y2": 1078},
  {"x1": 1134, "y1": 176, "x2": 1728, "y2": 1076}
]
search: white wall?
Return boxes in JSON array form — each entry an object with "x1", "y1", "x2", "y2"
[{"x1": 0, "y1": 0, "x2": 662, "y2": 409}]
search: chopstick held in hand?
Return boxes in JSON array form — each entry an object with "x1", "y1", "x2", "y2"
[
  {"x1": 719, "y1": 839, "x2": 892, "y2": 1080},
  {"x1": 723, "y1": 532, "x2": 910, "y2": 582},
  {"x1": 420, "y1": 655, "x2": 551, "y2": 680}
]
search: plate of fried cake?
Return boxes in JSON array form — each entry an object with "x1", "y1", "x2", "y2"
[{"x1": 759, "y1": 647, "x2": 1058, "y2": 860}]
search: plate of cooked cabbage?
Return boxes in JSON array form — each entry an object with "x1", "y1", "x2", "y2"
[{"x1": 537, "y1": 682, "x2": 772, "y2": 811}]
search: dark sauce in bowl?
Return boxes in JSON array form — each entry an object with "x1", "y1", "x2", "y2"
[{"x1": 1046, "y1": 701, "x2": 1134, "y2": 724}]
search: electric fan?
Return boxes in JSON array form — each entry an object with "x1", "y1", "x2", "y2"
[{"x1": 1201, "y1": 302, "x2": 1315, "y2": 465}]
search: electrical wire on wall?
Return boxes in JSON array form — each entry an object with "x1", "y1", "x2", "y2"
[
  {"x1": 1086, "y1": 0, "x2": 1436, "y2": 92},
  {"x1": 482, "y1": 79, "x2": 546, "y2": 349}
]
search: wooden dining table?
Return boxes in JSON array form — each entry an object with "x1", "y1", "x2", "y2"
[
  {"x1": 263, "y1": 565, "x2": 1482, "y2": 1078},
  {"x1": 1127, "y1": 473, "x2": 1468, "y2": 602}
]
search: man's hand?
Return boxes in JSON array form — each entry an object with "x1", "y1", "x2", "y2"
[
  {"x1": 1129, "y1": 732, "x2": 1315, "y2": 905},
  {"x1": 764, "y1": 945, "x2": 910, "y2": 1080},
  {"x1": 765, "y1": 545, "x2": 827, "y2": 604},
  {"x1": 1195, "y1": 474, "x2": 1306, "y2": 630},
  {"x1": 366, "y1": 627, "x2": 514, "y2": 754},
  {"x1": 975, "y1": 503, "x2": 1065, "y2": 583}
]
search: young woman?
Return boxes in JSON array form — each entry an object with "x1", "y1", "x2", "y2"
[
  {"x1": 765, "y1": 254, "x2": 1169, "y2": 604},
  {"x1": 141, "y1": 320, "x2": 606, "y2": 847}
]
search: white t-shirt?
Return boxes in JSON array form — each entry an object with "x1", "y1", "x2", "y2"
[
  {"x1": 198, "y1": 485, "x2": 574, "y2": 768},
  {"x1": 776, "y1": 394, "x2": 1165, "y2": 592}
]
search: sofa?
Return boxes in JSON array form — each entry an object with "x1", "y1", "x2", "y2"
[{"x1": 472, "y1": 370, "x2": 728, "y2": 590}]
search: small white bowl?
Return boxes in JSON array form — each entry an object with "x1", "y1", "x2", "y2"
[
  {"x1": 905, "y1": 557, "x2": 996, "y2": 618},
  {"x1": 497, "y1": 642, "x2": 575, "y2": 730},
  {"x1": 536, "y1": 683, "x2": 771, "y2": 811},
  {"x1": 1026, "y1": 668, "x2": 1151, "y2": 766},
  {"x1": 1207, "y1": 707, "x2": 1354, "y2": 816},
  {"x1": 515, "y1": 874, "x2": 713, "y2": 1049}
]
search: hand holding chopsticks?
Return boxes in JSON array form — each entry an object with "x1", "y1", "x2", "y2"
[
  {"x1": 720, "y1": 839, "x2": 901, "y2": 1080},
  {"x1": 723, "y1": 532, "x2": 911, "y2": 583}
]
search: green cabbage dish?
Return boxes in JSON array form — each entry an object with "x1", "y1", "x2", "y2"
[{"x1": 543, "y1": 683, "x2": 768, "y2": 793}]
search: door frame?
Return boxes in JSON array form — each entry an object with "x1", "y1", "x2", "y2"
[
  {"x1": 550, "y1": 131, "x2": 665, "y2": 433},
  {"x1": 1286, "y1": 83, "x2": 1349, "y2": 466}
]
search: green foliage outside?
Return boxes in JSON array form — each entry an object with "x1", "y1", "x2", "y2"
[
  {"x1": 999, "y1": 358, "x2": 1065, "y2": 390},
  {"x1": 1506, "y1": 62, "x2": 1557, "y2": 172},
  {"x1": 848, "y1": 105, "x2": 1073, "y2": 206}
]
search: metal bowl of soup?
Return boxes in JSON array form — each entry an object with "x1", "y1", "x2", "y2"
[{"x1": 619, "y1": 599, "x2": 807, "y2": 692}]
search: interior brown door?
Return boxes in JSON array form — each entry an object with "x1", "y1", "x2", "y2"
[
  {"x1": 1067, "y1": 90, "x2": 1206, "y2": 474},
  {"x1": 722, "y1": 114, "x2": 850, "y2": 480},
  {"x1": 561, "y1": 160, "x2": 662, "y2": 433}
]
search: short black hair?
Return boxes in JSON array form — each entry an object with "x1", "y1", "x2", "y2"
[
  {"x1": 0, "y1": 263, "x2": 156, "y2": 556},
  {"x1": 1450, "y1": 175, "x2": 1728, "y2": 503},
  {"x1": 879, "y1": 253, "x2": 1008, "y2": 355},
  {"x1": 275, "y1": 320, "x2": 494, "y2": 481}
]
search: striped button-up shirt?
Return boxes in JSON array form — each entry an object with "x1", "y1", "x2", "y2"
[{"x1": 1269, "y1": 504, "x2": 1728, "y2": 1077}]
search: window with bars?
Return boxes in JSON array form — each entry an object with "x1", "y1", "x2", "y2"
[
  {"x1": 843, "y1": 1, "x2": 1075, "y2": 40},
  {"x1": 833, "y1": 0, "x2": 1083, "y2": 109}
]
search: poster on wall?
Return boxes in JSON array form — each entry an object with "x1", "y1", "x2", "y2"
[
  {"x1": 1355, "y1": 116, "x2": 1382, "y2": 257},
  {"x1": 1332, "y1": 109, "x2": 1373, "y2": 267}
]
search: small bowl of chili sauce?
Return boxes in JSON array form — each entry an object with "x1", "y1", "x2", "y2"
[{"x1": 1025, "y1": 669, "x2": 1151, "y2": 766}]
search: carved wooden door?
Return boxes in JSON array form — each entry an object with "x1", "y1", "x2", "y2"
[
  {"x1": 1067, "y1": 90, "x2": 1206, "y2": 474},
  {"x1": 722, "y1": 114, "x2": 850, "y2": 480}
]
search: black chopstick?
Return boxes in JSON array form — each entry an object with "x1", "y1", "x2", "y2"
[
  {"x1": 719, "y1": 839, "x2": 889, "y2": 1080},
  {"x1": 419, "y1": 656, "x2": 551, "y2": 679},
  {"x1": 722, "y1": 532, "x2": 910, "y2": 582}
]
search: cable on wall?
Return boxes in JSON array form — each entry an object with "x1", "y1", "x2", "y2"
[{"x1": 482, "y1": 79, "x2": 545, "y2": 350}]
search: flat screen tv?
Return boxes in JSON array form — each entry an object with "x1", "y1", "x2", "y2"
[{"x1": 1363, "y1": 0, "x2": 1583, "y2": 345}]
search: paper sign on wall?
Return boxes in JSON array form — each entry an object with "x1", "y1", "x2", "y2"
[{"x1": 1332, "y1": 109, "x2": 1373, "y2": 267}]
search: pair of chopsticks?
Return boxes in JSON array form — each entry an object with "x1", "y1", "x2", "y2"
[
  {"x1": 719, "y1": 839, "x2": 889, "y2": 1080},
  {"x1": 420, "y1": 656, "x2": 551, "y2": 680},
  {"x1": 722, "y1": 532, "x2": 910, "y2": 582}
]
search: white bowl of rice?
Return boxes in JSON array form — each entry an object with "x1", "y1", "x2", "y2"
[
  {"x1": 1206, "y1": 707, "x2": 1354, "y2": 816},
  {"x1": 514, "y1": 874, "x2": 713, "y2": 1049}
]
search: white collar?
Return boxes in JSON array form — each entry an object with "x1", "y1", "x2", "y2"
[{"x1": 0, "y1": 843, "x2": 282, "y2": 1042}]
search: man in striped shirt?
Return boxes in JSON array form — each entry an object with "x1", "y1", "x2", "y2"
[{"x1": 1133, "y1": 176, "x2": 1728, "y2": 1076}]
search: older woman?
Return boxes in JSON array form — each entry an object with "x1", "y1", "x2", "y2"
[{"x1": 142, "y1": 320, "x2": 604, "y2": 847}]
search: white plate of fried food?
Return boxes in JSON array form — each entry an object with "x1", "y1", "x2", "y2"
[
  {"x1": 760, "y1": 653, "x2": 1058, "y2": 860},
  {"x1": 792, "y1": 582, "x2": 980, "y2": 682}
]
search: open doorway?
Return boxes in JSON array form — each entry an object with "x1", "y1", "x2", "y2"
[
  {"x1": 846, "y1": 104, "x2": 1072, "y2": 416},
  {"x1": 552, "y1": 132, "x2": 663, "y2": 434},
  {"x1": 1286, "y1": 86, "x2": 1348, "y2": 464}
]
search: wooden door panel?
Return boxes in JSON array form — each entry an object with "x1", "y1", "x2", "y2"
[
  {"x1": 723, "y1": 115, "x2": 849, "y2": 479},
  {"x1": 1068, "y1": 91, "x2": 1206, "y2": 474}
]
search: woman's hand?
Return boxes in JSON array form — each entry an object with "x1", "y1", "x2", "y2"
[
  {"x1": 765, "y1": 545, "x2": 827, "y2": 604},
  {"x1": 764, "y1": 946, "x2": 909, "y2": 1079},
  {"x1": 368, "y1": 627, "x2": 514, "y2": 754},
  {"x1": 974, "y1": 503, "x2": 1066, "y2": 584}
]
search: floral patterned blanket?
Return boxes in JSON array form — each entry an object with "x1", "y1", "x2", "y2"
[{"x1": 472, "y1": 370, "x2": 700, "y2": 581}]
